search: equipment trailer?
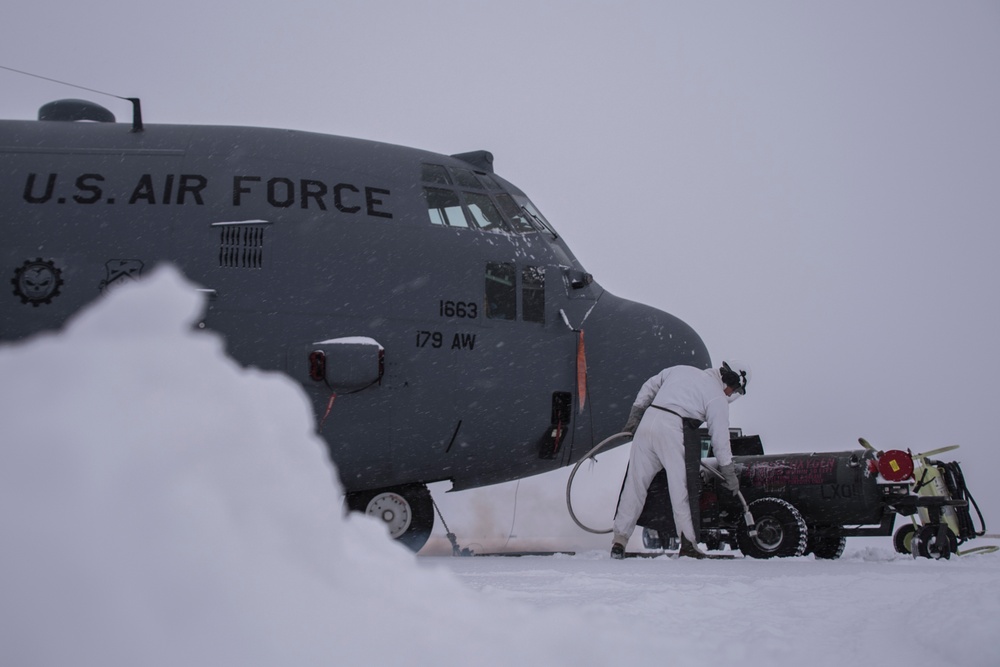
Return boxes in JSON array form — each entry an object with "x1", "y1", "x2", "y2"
[{"x1": 637, "y1": 434, "x2": 991, "y2": 559}]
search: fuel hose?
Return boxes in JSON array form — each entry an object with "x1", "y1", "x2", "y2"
[
  {"x1": 565, "y1": 432, "x2": 633, "y2": 534},
  {"x1": 565, "y1": 431, "x2": 756, "y2": 538}
]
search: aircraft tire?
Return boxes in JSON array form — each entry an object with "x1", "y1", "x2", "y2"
[
  {"x1": 736, "y1": 498, "x2": 808, "y2": 559},
  {"x1": 345, "y1": 483, "x2": 435, "y2": 553}
]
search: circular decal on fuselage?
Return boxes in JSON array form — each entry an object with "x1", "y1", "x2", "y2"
[{"x1": 11, "y1": 258, "x2": 64, "y2": 306}]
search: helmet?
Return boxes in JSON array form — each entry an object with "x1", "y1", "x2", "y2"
[{"x1": 720, "y1": 360, "x2": 752, "y2": 395}]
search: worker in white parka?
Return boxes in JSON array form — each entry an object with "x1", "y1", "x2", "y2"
[{"x1": 610, "y1": 360, "x2": 751, "y2": 559}]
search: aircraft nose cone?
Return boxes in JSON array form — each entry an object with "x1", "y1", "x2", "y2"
[{"x1": 581, "y1": 293, "x2": 710, "y2": 437}]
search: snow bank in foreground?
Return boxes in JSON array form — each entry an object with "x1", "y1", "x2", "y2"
[
  {"x1": 0, "y1": 266, "x2": 650, "y2": 666},
  {"x1": 7, "y1": 266, "x2": 998, "y2": 667}
]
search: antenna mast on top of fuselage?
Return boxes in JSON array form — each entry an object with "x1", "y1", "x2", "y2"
[{"x1": 0, "y1": 64, "x2": 143, "y2": 132}]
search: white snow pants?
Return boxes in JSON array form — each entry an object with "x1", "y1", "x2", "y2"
[{"x1": 612, "y1": 408, "x2": 696, "y2": 545}]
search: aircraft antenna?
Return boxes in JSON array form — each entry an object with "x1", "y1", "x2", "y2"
[{"x1": 0, "y1": 64, "x2": 143, "y2": 132}]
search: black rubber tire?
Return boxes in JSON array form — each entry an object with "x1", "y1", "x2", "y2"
[
  {"x1": 915, "y1": 523, "x2": 957, "y2": 560},
  {"x1": 345, "y1": 483, "x2": 435, "y2": 552},
  {"x1": 737, "y1": 497, "x2": 808, "y2": 559},
  {"x1": 893, "y1": 524, "x2": 916, "y2": 555},
  {"x1": 808, "y1": 532, "x2": 846, "y2": 560},
  {"x1": 642, "y1": 527, "x2": 663, "y2": 550}
]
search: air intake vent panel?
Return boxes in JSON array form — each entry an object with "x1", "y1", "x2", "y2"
[{"x1": 213, "y1": 221, "x2": 270, "y2": 269}]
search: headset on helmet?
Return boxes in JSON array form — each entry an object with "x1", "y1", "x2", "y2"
[{"x1": 720, "y1": 360, "x2": 751, "y2": 395}]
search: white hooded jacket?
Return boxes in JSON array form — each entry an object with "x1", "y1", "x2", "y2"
[{"x1": 631, "y1": 365, "x2": 738, "y2": 466}]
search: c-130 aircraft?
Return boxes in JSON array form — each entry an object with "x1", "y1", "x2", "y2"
[{"x1": 1, "y1": 98, "x2": 710, "y2": 551}]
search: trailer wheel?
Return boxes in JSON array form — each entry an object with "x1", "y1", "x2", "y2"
[
  {"x1": 893, "y1": 524, "x2": 916, "y2": 555},
  {"x1": 345, "y1": 484, "x2": 435, "y2": 552},
  {"x1": 737, "y1": 498, "x2": 808, "y2": 559},
  {"x1": 642, "y1": 528, "x2": 664, "y2": 550},
  {"x1": 808, "y1": 532, "x2": 846, "y2": 560},
  {"x1": 915, "y1": 523, "x2": 958, "y2": 560}
]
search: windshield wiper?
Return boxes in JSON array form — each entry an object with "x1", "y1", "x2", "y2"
[{"x1": 521, "y1": 206, "x2": 558, "y2": 239}]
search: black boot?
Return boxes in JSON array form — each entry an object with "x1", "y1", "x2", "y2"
[
  {"x1": 610, "y1": 543, "x2": 625, "y2": 560},
  {"x1": 679, "y1": 535, "x2": 707, "y2": 559}
]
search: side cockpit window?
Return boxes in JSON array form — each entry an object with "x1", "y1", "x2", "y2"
[
  {"x1": 522, "y1": 265, "x2": 545, "y2": 323},
  {"x1": 485, "y1": 262, "x2": 517, "y2": 320},
  {"x1": 484, "y1": 262, "x2": 545, "y2": 324}
]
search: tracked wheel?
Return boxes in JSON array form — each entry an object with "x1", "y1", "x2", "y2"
[
  {"x1": 345, "y1": 483, "x2": 435, "y2": 552},
  {"x1": 737, "y1": 497, "x2": 808, "y2": 559}
]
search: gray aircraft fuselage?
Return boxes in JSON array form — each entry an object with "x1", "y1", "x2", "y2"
[{"x1": 1, "y1": 100, "x2": 710, "y2": 548}]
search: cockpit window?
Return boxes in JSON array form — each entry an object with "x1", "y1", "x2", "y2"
[
  {"x1": 449, "y1": 167, "x2": 482, "y2": 189},
  {"x1": 514, "y1": 196, "x2": 558, "y2": 236},
  {"x1": 424, "y1": 187, "x2": 470, "y2": 227},
  {"x1": 494, "y1": 194, "x2": 535, "y2": 233},
  {"x1": 464, "y1": 192, "x2": 507, "y2": 232},
  {"x1": 420, "y1": 162, "x2": 552, "y2": 236},
  {"x1": 421, "y1": 164, "x2": 452, "y2": 185},
  {"x1": 478, "y1": 173, "x2": 504, "y2": 192}
]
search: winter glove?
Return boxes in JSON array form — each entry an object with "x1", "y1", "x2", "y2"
[
  {"x1": 720, "y1": 463, "x2": 740, "y2": 494},
  {"x1": 622, "y1": 405, "x2": 645, "y2": 435}
]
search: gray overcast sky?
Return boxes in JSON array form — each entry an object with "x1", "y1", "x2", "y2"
[{"x1": 4, "y1": 1, "x2": 999, "y2": 518}]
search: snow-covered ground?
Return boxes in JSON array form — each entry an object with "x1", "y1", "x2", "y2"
[
  {"x1": 429, "y1": 550, "x2": 1000, "y2": 666},
  {"x1": 2, "y1": 268, "x2": 998, "y2": 667}
]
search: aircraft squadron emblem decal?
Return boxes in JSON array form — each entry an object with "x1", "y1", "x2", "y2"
[
  {"x1": 99, "y1": 259, "x2": 145, "y2": 293},
  {"x1": 11, "y1": 258, "x2": 64, "y2": 306}
]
